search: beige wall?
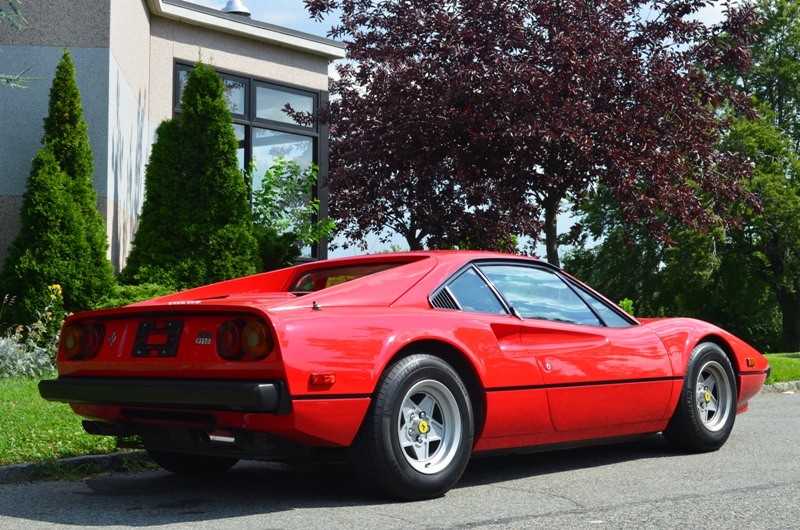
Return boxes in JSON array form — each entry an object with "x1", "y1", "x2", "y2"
[
  {"x1": 106, "y1": 0, "x2": 153, "y2": 271},
  {"x1": 110, "y1": 0, "x2": 151, "y2": 98},
  {"x1": 148, "y1": 16, "x2": 330, "y2": 123}
]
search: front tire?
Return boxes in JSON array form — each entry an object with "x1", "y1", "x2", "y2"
[
  {"x1": 350, "y1": 354, "x2": 474, "y2": 500},
  {"x1": 663, "y1": 342, "x2": 737, "y2": 452}
]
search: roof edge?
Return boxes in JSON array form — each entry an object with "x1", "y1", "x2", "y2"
[{"x1": 146, "y1": 0, "x2": 345, "y2": 59}]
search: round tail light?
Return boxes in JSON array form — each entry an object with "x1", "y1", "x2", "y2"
[
  {"x1": 241, "y1": 320, "x2": 273, "y2": 360},
  {"x1": 81, "y1": 324, "x2": 105, "y2": 359},
  {"x1": 61, "y1": 323, "x2": 105, "y2": 359},
  {"x1": 62, "y1": 326, "x2": 83, "y2": 359},
  {"x1": 216, "y1": 319, "x2": 244, "y2": 360}
]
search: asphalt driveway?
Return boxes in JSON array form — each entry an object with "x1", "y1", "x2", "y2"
[{"x1": 0, "y1": 391, "x2": 797, "y2": 529}]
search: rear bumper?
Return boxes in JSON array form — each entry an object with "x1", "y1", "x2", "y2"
[{"x1": 39, "y1": 377, "x2": 289, "y2": 413}]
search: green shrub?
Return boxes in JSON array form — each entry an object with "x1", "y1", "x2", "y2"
[
  {"x1": 121, "y1": 60, "x2": 259, "y2": 289},
  {"x1": 0, "y1": 49, "x2": 115, "y2": 323},
  {"x1": 0, "y1": 285, "x2": 63, "y2": 378},
  {"x1": 618, "y1": 298, "x2": 634, "y2": 316},
  {"x1": 253, "y1": 225, "x2": 301, "y2": 271},
  {"x1": 94, "y1": 283, "x2": 175, "y2": 309}
]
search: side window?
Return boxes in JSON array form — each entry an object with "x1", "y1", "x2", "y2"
[
  {"x1": 572, "y1": 284, "x2": 635, "y2": 328},
  {"x1": 446, "y1": 267, "x2": 507, "y2": 315},
  {"x1": 479, "y1": 265, "x2": 602, "y2": 326}
]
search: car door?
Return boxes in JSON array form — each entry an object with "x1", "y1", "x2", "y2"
[
  {"x1": 478, "y1": 263, "x2": 674, "y2": 432},
  {"x1": 434, "y1": 265, "x2": 554, "y2": 438}
]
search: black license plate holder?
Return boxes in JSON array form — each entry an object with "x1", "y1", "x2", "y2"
[{"x1": 132, "y1": 320, "x2": 183, "y2": 358}]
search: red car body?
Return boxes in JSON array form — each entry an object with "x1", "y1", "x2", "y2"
[{"x1": 40, "y1": 251, "x2": 769, "y2": 499}]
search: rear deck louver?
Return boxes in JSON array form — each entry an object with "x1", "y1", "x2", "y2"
[{"x1": 430, "y1": 289, "x2": 459, "y2": 310}]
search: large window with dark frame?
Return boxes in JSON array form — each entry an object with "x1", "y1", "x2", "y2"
[{"x1": 174, "y1": 62, "x2": 326, "y2": 259}]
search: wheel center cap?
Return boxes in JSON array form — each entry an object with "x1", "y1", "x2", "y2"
[
  {"x1": 418, "y1": 419, "x2": 430, "y2": 435},
  {"x1": 704, "y1": 391, "x2": 712, "y2": 403}
]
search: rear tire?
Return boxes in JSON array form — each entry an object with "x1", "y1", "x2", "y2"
[
  {"x1": 146, "y1": 450, "x2": 238, "y2": 476},
  {"x1": 663, "y1": 342, "x2": 737, "y2": 452},
  {"x1": 350, "y1": 354, "x2": 474, "y2": 500}
]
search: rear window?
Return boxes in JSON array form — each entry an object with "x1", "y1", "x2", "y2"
[{"x1": 290, "y1": 263, "x2": 402, "y2": 293}]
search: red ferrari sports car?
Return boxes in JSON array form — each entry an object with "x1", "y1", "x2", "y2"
[{"x1": 39, "y1": 251, "x2": 769, "y2": 500}]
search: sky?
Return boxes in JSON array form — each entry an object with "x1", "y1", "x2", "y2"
[{"x1": 185, "y1": 0, "x2": 336, "y2": 37}]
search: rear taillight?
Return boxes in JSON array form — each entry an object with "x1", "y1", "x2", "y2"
[
  {"x1": 215, "y1": 318, "x2": 275, "y2": 361},
  {"x1": 241, "y1": 320, "x2": 273, "y2": 360},
  {"x1": 61, "y1": 323, "x2": 105, "y2": 360},
  {"x1": 216, "y1": 319, "x2": 245, "y2": 360}
]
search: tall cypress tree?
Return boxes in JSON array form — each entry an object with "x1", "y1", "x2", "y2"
[
  {"x1": 0, "y1": 49, "x2": 116, "y2": 322},
  {"x1": 121, "y1": 61, "x2": 258, "y2": 289}
]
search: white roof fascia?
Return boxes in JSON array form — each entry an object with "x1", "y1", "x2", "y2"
[{"x1": 146, "y1": 0, "x2": 346, "y2": 59}]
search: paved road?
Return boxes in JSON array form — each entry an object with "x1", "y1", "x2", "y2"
[{"x1": 0, "y1": 392, "x2": 797, "y2": 529}]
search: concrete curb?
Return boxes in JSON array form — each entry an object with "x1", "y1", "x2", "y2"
[
  {"x1": 1, "y1": 381, "x2": 796, "y2": 486},
  {"x1": 0, "y1": 451, "x2": 149, "y2": 486},
  {"x1": 760, "y1": 380, "x2": 800, "y2": 393}
]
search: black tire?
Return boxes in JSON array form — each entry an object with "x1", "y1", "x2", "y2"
[
  {"x1": 350, "y1": 354, "x2": 474, "y2": 501},
  {"x1": 146, "y1": 450, "x2": 239, "y2": 476},
  {"x1": 663, "y1": 342, "x2": 737, "y2": 452}
]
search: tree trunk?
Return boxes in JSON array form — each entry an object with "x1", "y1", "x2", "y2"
[
  {"x1": 776, "y1": 287, "x2": 800, "y2": 352},
  {"x1": 543, "y1": 193, "x2": 561, "y2": 268},
  {"x1": 407, "y1": 236, "x2": 424, "y2": 251}
]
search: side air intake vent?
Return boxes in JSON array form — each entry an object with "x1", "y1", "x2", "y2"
[{"x1": 430, "y1": 289, "x2": 459, "y2": 310}]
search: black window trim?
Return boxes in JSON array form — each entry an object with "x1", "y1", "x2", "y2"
[
  {"x1": 174, "y1": 61, "x2": 321, "y2": 133},
  {"x1": 429, "y1": 263, "x2": 511, "y2": 316},
  {"x1": 429, "y1": 258, "x2": 638, "y2": 328}
]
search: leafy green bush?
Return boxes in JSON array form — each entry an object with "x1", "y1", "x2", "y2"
[
  {"x1": 253, "y1": 225, "x2": 301, "y2": 271},
  {"x1": 94, "y1": 283, "x2": 175, "y2": 309},
  {"x1": 618, "y1": 298, "x2": 634, "y2": 316},
  {"x1": 251, "y1": 158, "x2": 335, "y2": 271},
  {"x1": 121, "y1": 60, "x2": 259, "y2": 289},
  {"x1": 0, "y1": 49, "x2": 115, "y2": 323},
  {"x1": 0, "y1": 285, "x2": 63, "y2": 378}
]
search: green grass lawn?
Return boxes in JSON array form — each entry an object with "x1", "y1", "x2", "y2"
[
  {"x1": 764, "y1": 353, "x2": 800, "y2": 385},
  {"x1": 1, "y1": 353, "x2": 798, "y2": 466},
  {"x1": 0, "y1": 377, "x2": 116, "y2": 466}
]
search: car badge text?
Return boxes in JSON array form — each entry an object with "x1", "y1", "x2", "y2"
[{"x1": 195, "y1": 331, "x2": 213, "y2": 346}]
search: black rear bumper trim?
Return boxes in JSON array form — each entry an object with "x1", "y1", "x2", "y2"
[{"x1": 39, "y1": 377, "x2": 288, "y2": 413}]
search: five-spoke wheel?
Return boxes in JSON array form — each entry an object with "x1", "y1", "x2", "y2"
[
  {"x1": 397, "y1": 379, "x2": 463, "y2": 474},
  {"x1": 693, "y1": 358, "x2": 733, "y2": 433},
  {"x1": 350, "y1": 354, "x2": 474, "y2": 500},
  {"x1": 664, "y1": 342, "x2": 737, "y2": 452}
]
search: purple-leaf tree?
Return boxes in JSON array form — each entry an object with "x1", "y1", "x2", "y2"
[{"x1": 305, "y1": 0, "x2": 757, "y2": 265}]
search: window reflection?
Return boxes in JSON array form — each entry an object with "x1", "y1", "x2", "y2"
[
  {"x1": 251, "y1": 128, "x2": 313, "y2": 190},
  {"x1": 480, "y1": 265, "x2": 602, "y2": 326},
  {"x1": 256, "y1": 85, "x2": 314, "y2": 125},
  {"x1": 222, "y1": 78, "x2": 246, "y2": 116}
]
